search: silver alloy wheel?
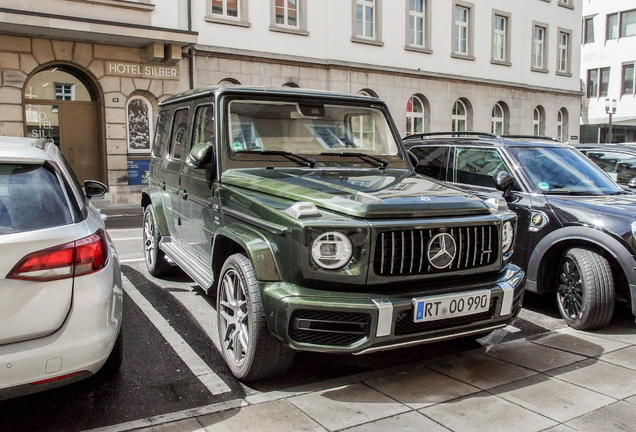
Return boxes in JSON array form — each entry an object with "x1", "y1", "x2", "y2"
[
  {"x1": 143, "y1": 210, "x2": 157, "y2": 269},
  {"x1": 219, "y1": 267, "x2": 249, "y2": 368}
]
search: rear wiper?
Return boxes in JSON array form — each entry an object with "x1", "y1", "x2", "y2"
[
  {"x1": 236, "y1": 150, "x2": 315, "y2": 168},
  {"x1": 319, "y1": 152, "x2": 388, "y2": 169}
]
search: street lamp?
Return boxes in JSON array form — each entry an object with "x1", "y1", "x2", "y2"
[{"x1": 605, "y1": 98, "x2": 617, "y2": 143}]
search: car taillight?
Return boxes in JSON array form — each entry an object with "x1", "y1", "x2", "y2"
[{"x1": 7, "y1": 230, "x2": 109, "y2": 281}]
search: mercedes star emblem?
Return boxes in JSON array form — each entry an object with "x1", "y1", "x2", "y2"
[{"x1": 427, "y1": 232, "x2": 457, "y2": 269}]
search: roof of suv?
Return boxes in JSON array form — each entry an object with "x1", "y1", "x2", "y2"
[
  {"x1": 403, "y1": 132, "x2": 571, "y2": 150},
  {"x1": 0, "y1": 137, "x2": 57, "y2": 163}
]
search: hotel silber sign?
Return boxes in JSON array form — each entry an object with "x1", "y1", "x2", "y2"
[{"x1": 106, "y1": 61, "x2": 179, "y2": 80}]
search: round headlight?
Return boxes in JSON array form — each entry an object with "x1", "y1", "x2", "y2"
[
  {"x1": 502, "y1": 221, "x2": 514, "y2": 254},
  {"x1": 311, "y1": 232, "x2": 353, "y2": 269}
]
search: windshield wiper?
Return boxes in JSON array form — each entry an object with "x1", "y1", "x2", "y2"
[
  {"x1": 236, "y1": 150, "x2": 315, "y2": 168},
  {"x1": 319, "y1": 152, "x2": 388, "y2": 169}
]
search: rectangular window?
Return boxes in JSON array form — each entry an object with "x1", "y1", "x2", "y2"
[
  {"x1": 607, "y1": 13, "x2": 618, "y2": 40},
  {"x1": 356, "y1": 0, "x2": 375, "y2": 39},
  {"x1": 621, "y1": 10, "x2": 636, "y2": 38},
  {"x1": 409, "y1": 0, "x2": 425, "y2": 47},
  {"x1": 212, "y1": 0, "x2": 238, "y2": 18},
  {"x1": 454, "y1": 6, "x2": 469, "y2": 55},
  {"x1": 587, "y1": 69, "x2": 599, "y2": 98},
  {"x1": 584, "y1": 17, "x2": 594, "y2": 44},
  {"x1": 206, "y1": 0, "x2": 249, "y2": 27},
  {"x1": 623, "y1": 64, "x2": 635, "y2": 95},
  {"x1": 54, "y1": 83, "x2": 74, "y2": 101},
  {"x1": 275, "y1": 0, "x2": 298, "y2": 28},
  {"x1": 532, "y1": 25, "x2": 546, "y2": 70},
  {"x1": 493, "y1": 15, "x2": 506, "y2": 62},
  {"x1": 557, "y1": 31, "x2": 570, "y2": 74},
  {"x1": 600, "y1": 67, "x2": 610, "y2": 97}
]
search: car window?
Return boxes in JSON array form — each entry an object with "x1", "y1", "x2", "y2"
[
  {"x1": 193, "y1": 104, "x2": 215, "y2": 148},
  {"x1": 583, "y1": 149, "x2": 636, "y2": 184},
  {"x1": 408, "y1": 146, "x2": 447, "y2": 180},
  {"x1": 152, "y1": 111, "x2": 169, "y2": 157},
  {"x1": 0, "y1": 163, "x2": 73, "y2": 234},
  {"x1": 168, "y1": 108, "x2": 190, "y2": 159},
  {"x1": 451, "y1": 147, "x2": 509, "y2": 187}
]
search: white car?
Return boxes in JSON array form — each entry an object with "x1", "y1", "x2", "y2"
[{"x1": 0, "y1": 137, "x2": 123, "y2": 400}]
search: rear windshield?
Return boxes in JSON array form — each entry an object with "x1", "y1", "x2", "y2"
[{"x1": 0, "y1": 164, "x2": 73, "y2": 234}]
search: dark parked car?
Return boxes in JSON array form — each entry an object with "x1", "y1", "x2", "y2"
[
  {"x1": 404, "y1": 132, "x2": 636, "y2": 330},
  {"x1": 142, "y1": 86, "x2": 524, "y2": 381},
  {"x1": 576, "y1": 143, "x2": 636, "y2": 187}
]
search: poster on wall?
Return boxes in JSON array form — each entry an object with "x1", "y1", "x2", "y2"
[{"x1": 127, "y1": 160, "x2": 150, "y2": 185}]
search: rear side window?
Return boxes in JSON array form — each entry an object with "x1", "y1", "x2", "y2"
[
  {"x1": 0, "y1": 164, "x2": 73, "y2": 234},
  {"x1": 409, "y1": 146, "x2": 447, "y2": 180},
  {"x1": 152, "y1": 111, "x2": 168, "y2": 157},
  {"x1": 169, "y1": 108, "x2": 190, "y2": 159}
]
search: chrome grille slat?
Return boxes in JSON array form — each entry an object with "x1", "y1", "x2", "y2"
[{"x1": 373, "y1": 225, "x2": 498, "y2": 276}]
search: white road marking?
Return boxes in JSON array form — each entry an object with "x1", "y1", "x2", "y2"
[
  {"x1": 121, "y1": 276, "x2": 231, "y2": 396},
  {"x1": 120, "y1": 258, "x2": 145, "y2": 263}
]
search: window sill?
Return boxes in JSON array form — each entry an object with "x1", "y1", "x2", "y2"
[
  {"x1": 205, "y1": 15, "x2": 251, "y2": 28},
  {"x1": 558, "y1": 2, "x2": 575, "y2": 10},
  {"x1": 71, "y1": 0, "x2": 154, "y2": 11},
  {"x1": 269, "y1": 26, "x2": 309, "y2": 36},
  {"x1": 405, "y1": 45, "x2": 433, "y2": 55},
  {"x1": 556, "y1": 71, "x2": 572, "y2": 77},
  {"x1": 451, "y1": 53, "x2": 475, "y2": 61},
  {"x1": 351, "y1": 37, "x2": 384, "y2": 47},
  {"x1": 491, "y1": 59, "x2": 512, "y2": 67},
  {"x1": 531, "y1": 67, "x2": 550, "y2": 74}
]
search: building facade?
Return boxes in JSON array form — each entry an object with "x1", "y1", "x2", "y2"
[
  {"x1": 0, "y1": 0, "x2": 583, "y2": 205},
  {"x1": 581, "y1": 0, "x2": 636, "y2": 143}
]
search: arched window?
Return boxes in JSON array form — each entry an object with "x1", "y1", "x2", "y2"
[
  {"x1": 127, "y1": 95, "x2": 153, "y2": 153},
  {"x1": 282, "y1": 82, "x2": 299, "y2": 88},
  {"x1": 491, "y1": 103, "x2": 504, "y2": 135},
  {"x1": 406, "y1": 95, "x2": 425, "y2": 135},
  {"x1": 452, "y1": 100, "x2": 467, "y2": 132},
  {"x1": 533, "y1": 106, "x2": 545, "y2": 136},
  {"x1": 218, "y1": 78, "x2": 240, "y2": 85},
  {"x1": 357, "y1": 88, "x2": 378, "y2": 98},
  {"x1": 557, "y1": 108, "x2": 568, "y2": 141}
]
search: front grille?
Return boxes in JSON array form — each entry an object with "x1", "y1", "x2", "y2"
[
  {"x1": 373, "y1": 226, "x2": 498, "y2": 276},
  {"x1": 289, "y1": 310, "x2": 370, "y2": 346},
  {"x1": 394, "y1": 297, "x2": 498, "y2": 335}
]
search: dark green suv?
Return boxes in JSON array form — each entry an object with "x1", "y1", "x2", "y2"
[{"x1": 141, "y1": 86, "x2": 524, "y2": 381}]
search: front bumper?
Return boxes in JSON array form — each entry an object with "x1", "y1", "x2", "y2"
[{"x1": 263, "y1": 264, "x2": 525, "y2": 354}]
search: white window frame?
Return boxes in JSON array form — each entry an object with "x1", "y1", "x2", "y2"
[
  {"x1": 54, "y1": 83, "x2": 75, "y2": 101},
  {"x1": 452, "y1": 100, "x2": 468, "y2": 132},
  {"x1": 533, "y1": 107, "x2": 545, "y2": 136},
  {"x1": 127, "y1": 95, "x2": 153, "y2": 154},
  {"x1": 491, "y1": 103, "x2": 504, "y2": 135},
  {"x1": 451, "y1": 1, "x2": 474, "y2": 60},
  {"x1": 206, "y1": 0, "x2": 250, "y2": 27},
  {"x1": 352, "y1": 0, "x2": 383, "y2": 46},
  {"x1": 557, "y1": 29, "x2": 572, "y2": 76},
  {"x1": 531, "y1": 22, "x2": 549, "y2": 73},
  {"x1": 491, "y1": 10, "x2": 511, "y2": 66},
  {"x1": 557, "y1": 108, "x2": 568, "y2": 142},
  {"x1": 270, "y1": 0, "x2": 308, "y2": 35},
  {"x1": 406, "y1": 95, "x2": 426, "y2": 136}
]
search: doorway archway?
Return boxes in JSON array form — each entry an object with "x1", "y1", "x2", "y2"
[{"x1": 24, "y1": 65, "x2": 104, "y2": 184}]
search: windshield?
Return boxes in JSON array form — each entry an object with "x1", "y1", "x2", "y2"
[
  {"x1": 226, "y1": 99, "x2": 404, "y2": 168},
  {"x1": 507, "y1": 146, "x2": 624, "y2": 195}
]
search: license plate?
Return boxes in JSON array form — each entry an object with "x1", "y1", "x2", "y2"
[{"x1": 412, "y1": 290, "x2": 491, "y2": 323}]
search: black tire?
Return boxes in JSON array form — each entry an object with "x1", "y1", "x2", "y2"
[
  {"x1": 143, "y1": 205, "x2": 173, "y2": 277},
  {"x1": 217, "y1": 253, "x2": 295, "y2": 381},
  {"x1": 100, "y1": 327, "x2": 123, "y2": 374},
  {"x1": 556, "y1": 248, "x2": 615, "y2": 330}
]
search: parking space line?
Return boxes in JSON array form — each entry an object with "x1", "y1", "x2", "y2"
[
  {"x1": 119, "y1": 258, "x2": 145, "y2": 263},
  {"x1": 121, "y1": 276, "x2": 231, "y2": 395}
]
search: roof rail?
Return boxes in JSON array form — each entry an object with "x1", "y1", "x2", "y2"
[
  {"x1": 501, "y1": 134, "x2": 564, "y2": 143},
  {"x1": 404, "y1": 132, "x2": 499, "y2": 140}
]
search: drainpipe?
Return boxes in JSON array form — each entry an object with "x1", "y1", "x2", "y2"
[{"x1": 187, "y1": 0, "x2": 194, "y2": 90}]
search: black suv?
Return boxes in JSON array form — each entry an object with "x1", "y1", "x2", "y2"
[
  {"x1": 404, "y1": 132, "x2": 636, "y2": 330},
  {"x1": 142, "y1": 88, "x2": 524, "y2": 381},
  {"x1": 576, "y1": 143, "x2": 636, "y2": 187}
]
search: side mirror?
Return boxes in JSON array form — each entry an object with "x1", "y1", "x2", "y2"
[
  {"x1": 493, "y1": 171, "x2": 514, "y2": 201},
  {"x1": 188, "y1": 142, "x2": 215, "y2": 168},
  {"x1": 84, "y1": 180, "x2": 107, "y2": 198},
  {"x1": 628, "y1": 177, "x2": 636, "y2": 189}
]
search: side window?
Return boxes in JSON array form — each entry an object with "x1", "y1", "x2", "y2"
[
  {"x1": 193, "y1": 104, "x2": 215, "y2": 147},
  {"x1": 451, "y1": 147, "x2": 509, "y2": 187},
  {"x1": 408, "y1": 146, "x2": 447, "y2": 180},
  {"x1": 584, "y1": 150, "x2": 636, "y2": 183},
  {"x1": 152, "y1": 111, "x2": 168, "y2": 157},
  {"x1": 169, "y1": 108, "x2": 190, "y2": 159}
]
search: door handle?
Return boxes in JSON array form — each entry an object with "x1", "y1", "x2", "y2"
[{"x1": 179, "y1": 190, "x2": 188, "y2": 199}]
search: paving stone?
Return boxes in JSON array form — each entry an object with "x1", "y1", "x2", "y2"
[
  {"x1": 364, "y1": 366, "x2": 480, "y2": 409},
  {"x1": 483, "y1": 340, "x2": 586, "y2": 372},
  {"x1": 533, "y1": 330, "x2": 629, "y2": 357},
  {"x1": 420, "y1": 391, "x2": 557, "y2": 432},
  {"x1": 288, "y1": 383, "x2": 410, "y2": 431},
  {"x1": 428, "y1": 352, "x2": 537, "y2": 390},
  {"x1": 599, "y1": 345, "x2": 636, "y2": 370},
  {"x1": 566, "y1": 401, "x2": 636, "y2": 432},
  {"x1": 341, "y1": 410, "x2": 450, "y2": 432},
  {"x1": 492, "y1": 374, "x2": 615, "y2": 422},
  {"x1": 196, "y1": 400, "x2": 327, "y2": 432},
  {"x1": 548, "y1": 358, "x2": 636, "y2": 399}
]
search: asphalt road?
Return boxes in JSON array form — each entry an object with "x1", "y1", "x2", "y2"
[{"x1": 0, "y1": 209, "x2": 609, "y2": 432}]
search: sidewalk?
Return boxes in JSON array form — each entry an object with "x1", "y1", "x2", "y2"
[{"x1": 91, "y1": 322, "x2": 636, "y2": 432}]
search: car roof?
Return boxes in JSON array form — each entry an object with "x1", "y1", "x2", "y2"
[
  {"x1": 576, "y1": 143, "x2": 636, "y2": 152},
  {"x1": 0, "y1": 136, "x2": 59, "y2": 164},
  {"x1": 160, "y1": 84, "x2": 380, "y2": 107},
  {"x1": 402, "y1": 132, "x2": 571, "y2": 150}
]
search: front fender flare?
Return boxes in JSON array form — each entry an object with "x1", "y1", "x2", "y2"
[{"x1": 141, "y1": 188, "x2": 169, "y2": 237}]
